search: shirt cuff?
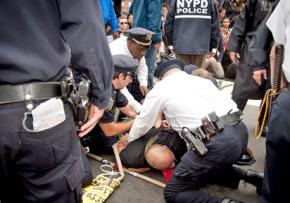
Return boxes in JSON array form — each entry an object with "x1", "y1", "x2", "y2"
[{"x1": 90, "y1": 88, "x2": 111, "y2": 109}]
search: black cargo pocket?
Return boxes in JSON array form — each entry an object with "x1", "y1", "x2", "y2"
[{"x1": 18, "y1": 118, "x2": 73, "y2": 171}]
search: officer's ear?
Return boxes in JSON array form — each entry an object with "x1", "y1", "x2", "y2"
[
  {"x1": 119, "y1": 72, "x2": 127, "y2": 80},
  {"x1": 127, "y1": 39, "x2": 134, "y2": 49}
]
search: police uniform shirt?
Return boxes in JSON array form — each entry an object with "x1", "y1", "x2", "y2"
[
  {"x1": 120, "y1": 128, "x2": 187, "y2": 168},
  {"x1": 128, "y1": 71, "x2": 238, "y2": 142},
  {"x1": 0, "y1": 0, "x2": 113, "y2": 109},
  {"x1": 100, "y1": 87, "x2": 128, "y2": 123},
  {"x1": 266, "y1": 0, "x2": 290, "y2": 83}
]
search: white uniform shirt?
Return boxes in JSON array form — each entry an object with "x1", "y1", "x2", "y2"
[
  {"x1": 128, "y1": 71, "x2": 238, "y2": 142},
  {"x1": 266, "y1": 0, "x2": 290, "y2": 82}
]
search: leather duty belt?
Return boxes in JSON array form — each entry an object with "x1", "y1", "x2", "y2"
[
  {"x1": 0, "y1": 82, "x2": 71, "y2": 104},
  {"x1": 194, "y1": 111, "x2": 242, "y2": 141}
]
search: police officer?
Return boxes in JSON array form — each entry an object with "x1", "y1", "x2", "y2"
[
  {"x1": 261, "y1": 1, "x2": 290, "y2": 202},
  {"x1": 227, "y1": 0, "x2": 275, "y2": 111},
  {"x1": 0, "y1": 0, "x2": 113, "y2": 202},
  {"x1": 127, "y1": 59, "x2": 264, "y2": 202},
  {"x1": 110, "y1": 28, "x2": 154, "y2": 108},
  {"x1": 81, "y1": 54, "x2": 139, "y2": 155},
  {"x1": 165, "y1": 0, "x2": 220, "y2": 68}
]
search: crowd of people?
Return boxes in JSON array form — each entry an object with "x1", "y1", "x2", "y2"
[{"x1": 0, "y1": 0, "x2": 289, "y2": 203}]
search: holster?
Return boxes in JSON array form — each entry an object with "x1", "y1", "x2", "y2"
[{"x1": 67, "y1": 77, "x2": 91, "y2": 130}]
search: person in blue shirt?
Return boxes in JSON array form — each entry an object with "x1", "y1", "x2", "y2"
[{"x1": 99, "y1": 0, "x2": 120, "y2": 39}]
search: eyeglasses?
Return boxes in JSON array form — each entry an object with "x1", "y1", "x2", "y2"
[{"x1": 120, "y1": 22, "x2": 128, "y2": 25}]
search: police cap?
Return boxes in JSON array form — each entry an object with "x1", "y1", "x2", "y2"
[
  {"x1": 113, "y1": 54, "x2": 139, "y2": 73},
  {"x1": 154, "y1": 59, "x2": 185, "y2": 79},
  {"x1": 127, "y1": 28, "x2": 154, "y2": 46}
]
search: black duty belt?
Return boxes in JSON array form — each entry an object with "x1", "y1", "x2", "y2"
[
  {"x1": 179, "y1": 111, "x2": 242, "y2": 156},
  {"x1": 0, "y1": 82, "x2": 71, "y2": 104},
  {"x1": 194, "y1": 111, "x2": 242, "y2": 140}
]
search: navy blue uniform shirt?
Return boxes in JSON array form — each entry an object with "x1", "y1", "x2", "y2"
[
  {"x1": 0, "y1": 0, "x2": 113, "y2": 108},
  {"x1": 100, "y1": 87, "x2": 128, "y2": 123}
]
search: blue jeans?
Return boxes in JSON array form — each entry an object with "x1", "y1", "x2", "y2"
[{"x1": 145, "y1": 45, "x2": 157, "y2": 89}]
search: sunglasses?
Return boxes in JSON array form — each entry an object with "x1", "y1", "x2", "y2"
[{"x1": 120, "y1": 22, "x2": 128, "y2": 25}]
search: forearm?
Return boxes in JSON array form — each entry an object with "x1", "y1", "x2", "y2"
[
  {"x1": 120, "y1": 88, "x2": 142, "y2": 113},
  {"x1": 119, "y1": 105, "x2": 138, "y2": 118},
  {"x1": 100, "y1": 119, "x2": 134, "y2": 136},
  {"x1": 136, "y1": 59, "x2": 148, "y2": 87}
]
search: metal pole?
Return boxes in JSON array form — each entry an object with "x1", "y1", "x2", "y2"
[
  {"x1": 86, "y1": 152, "x2": 166, "y2": 188},
  {"x1": 112, "y1": 144, "x2": 125, "y2": 182}
]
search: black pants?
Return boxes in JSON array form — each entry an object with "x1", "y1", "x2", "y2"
[
  {"x1": 164, "y1": 122, "x2": 248, "y2": 203},
  {"x1": 0, "y1": 101, "x2": 84, "y2": 203},
  {"x1": 261, "y1": 90, "x2": 290, "y2": 203}
]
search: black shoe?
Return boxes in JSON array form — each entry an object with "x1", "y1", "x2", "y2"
[
  {"x1": 236, "y1": 148, "x2": 256, "y2": 166},
  {"x1": 244, "y1": 170, "x2": 264, "y2": 196},
  {"x1": 221, "y1": 197, "x2": 246, "y2": 203}
]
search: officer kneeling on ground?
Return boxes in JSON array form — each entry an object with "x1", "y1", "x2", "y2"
[
  {"x1": 124, "y1": 59, "x2": 263, "y2": 203},
  {"x1": 81, "y1": 54, "x2": 139, "y2": 155}
]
